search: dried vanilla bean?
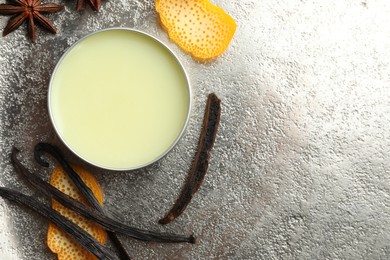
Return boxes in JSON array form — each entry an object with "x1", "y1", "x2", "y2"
[
  {"x1": 107, "y1": 234, "x2": 130, "y2": 260},
  {"x1": 11, "y1": 148, "x2": 195, "y2": 244},
  {"x1": 34, "y1": 143, "x2": 131, "y2": 259},
  {"x1": 159, "y1": 93, "x2": 221, "y2": 225},
  {"x1": 34, "y1": 143, "x2": 101, "y2": 209},
  {"x1": 0, "y1": 187, "x2": 117, "y2": 260}
]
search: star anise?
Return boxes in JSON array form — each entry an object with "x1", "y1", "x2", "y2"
[
  {"x1": 75, "y1": 0, "x2": 101, "y2": 11},
  {"x1": 0, "y1": 0, "x2": 63, "y2": 42}
]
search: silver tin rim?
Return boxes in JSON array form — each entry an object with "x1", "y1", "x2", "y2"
[{"x1": 48, "y1": 27, "x2": 192, "y2": 171}]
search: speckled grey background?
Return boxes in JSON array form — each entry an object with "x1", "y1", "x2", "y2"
[{"x1": 0, "y1": 0, "x2": 389, "y2": 259}]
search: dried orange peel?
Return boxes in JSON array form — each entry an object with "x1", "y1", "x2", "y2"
[
  {"x1": 156, "y1": 0, "x2": 236, "y2": 60},
  {"x1": 47, "y1": 165, "x2": 107, "y2": 260}
]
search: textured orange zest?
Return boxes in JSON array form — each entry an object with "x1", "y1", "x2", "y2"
[
  {"x1": 47, "y1": 165, "x2": 107, "y2": 260},
  {"x1": 156, "y1": 0, "x2": 236, "y2": 60}
]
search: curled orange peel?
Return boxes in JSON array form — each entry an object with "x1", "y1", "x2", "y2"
[
  {"x1": 156, "y1": 0, "x2": 236, "y2": 61},
  {"x1": 47, "y1": 165, "x2": 107, "y2": 260}
]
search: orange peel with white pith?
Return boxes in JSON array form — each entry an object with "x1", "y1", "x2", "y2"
[
  {"x1": 156, "y1": 0, "x2": 236, "y2": 61},
  {"x1": 47, "y1": 165, "x2": 107, "y2": 260}
]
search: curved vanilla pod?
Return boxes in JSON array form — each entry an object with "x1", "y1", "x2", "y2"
[
  {"x1": 159, "y1": 93, "x2": 221, "y2": 225},
  {"x1": 34, "y1": 143, "x2": 101, "y2": 209},
  {"x1": 11, "y1": 148, "x2": 195, "y2": 244},
  {"x1": 34, "y1": 143, "x2": 131, "y2": 259},
  {"x1": 0, "y1": 187, "x2": 117, "y2": 260}
]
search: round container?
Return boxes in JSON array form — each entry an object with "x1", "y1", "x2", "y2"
[{"x1": 49, "y1": 28, "x2": 191, "y2": 171}]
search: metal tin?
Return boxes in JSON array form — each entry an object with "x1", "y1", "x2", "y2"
[{"x1": 48, "y1": 28, "x2": 192, "y2": 171}]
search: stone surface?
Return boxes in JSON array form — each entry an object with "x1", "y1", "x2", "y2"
[{"x1": 0, "y1": 0, "x2": 389, "y2": 259}]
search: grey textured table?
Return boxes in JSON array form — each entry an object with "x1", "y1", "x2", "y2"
[{"x1": 0, "y1": 0, "x2": 389, "y2": 259}]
